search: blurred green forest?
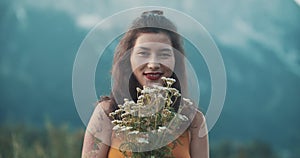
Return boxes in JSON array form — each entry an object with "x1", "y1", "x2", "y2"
[
  {"x1": 0, "y1": 123, "x2": 84, "y2": 158},
  {"x1": 0, "y1": 124, "x2": 284, "y2": 158}
]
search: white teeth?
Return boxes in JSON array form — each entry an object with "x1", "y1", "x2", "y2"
[{"x1": 148, "y1": 74, "x2": 160, "y2": 78}]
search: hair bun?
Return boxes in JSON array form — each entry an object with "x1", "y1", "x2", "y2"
[{"x1": 142, "y1": 10, "x2": 163, "y2": 17}]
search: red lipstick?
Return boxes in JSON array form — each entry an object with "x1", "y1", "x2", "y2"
[{"x1": 144, "y1": 72, "x2": 163, "y2": 80}]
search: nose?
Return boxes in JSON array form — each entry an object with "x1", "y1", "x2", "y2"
[
  {"x1": 147, "y1": 62, "x2": 160, "y2": 70},
  {"x1": 146, "y1": 54, "x2": 161, "y2": 70}
]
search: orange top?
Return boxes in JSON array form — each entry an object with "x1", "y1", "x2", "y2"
[{"x1": 108, "y1": 131, "x2": 190, "y2": 158}]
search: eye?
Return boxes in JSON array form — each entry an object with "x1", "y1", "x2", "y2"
[
  {"x1": 158, "y1": 52, "x2": 172, "y2": 59},
  {"x1": 137, "y1": 52, "x2": 150, "y2": 56},
  {"x1": 161, "y1": 53, "x2": 171, "y2": 57}
]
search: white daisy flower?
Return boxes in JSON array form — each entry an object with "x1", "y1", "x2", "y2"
[
  {"x1": 158, "y1": 126, "x2": 167, "y2": 133},
  {"x1": 138, "y1": 95, "x2": 145, "y2": 100},
  {"x1": 183, "y1": 98, "x2": 193, "y2": 105},
  {"x1": 128, "y1": 130, "x2": 139, "y2": 135},
  {"x1": 120, "y1": 126, "x2": 132, "y2": 131},
  {"x1": 177, "y1": 114, "x2": 188, "y2": 121},
  {"x1": 112, "y1": 125, "x2": 121, "y2": 130},
  {"x1": 137, "y1": 137, "x2": 149, "y2": 144}
]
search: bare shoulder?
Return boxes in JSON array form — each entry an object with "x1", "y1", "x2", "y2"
[
  {"x1": 190, "y1": 110, "x2": 205, "y2": 129},
  {"x1": 87, "y1": 99, "x2": 114, "y2": 128},
  {"x1": 87, "y1": 99, "x2": 114, "y2": 136},
  {"x1": 189, "y1": 110, "x2": 209, "y2": 157},
  {"x1": 95, "y1": 99, "x2": 114, "y2": 116}
]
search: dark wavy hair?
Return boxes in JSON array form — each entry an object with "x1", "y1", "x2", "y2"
[{"x1": 101, "y1": 10, "x2": 187, "y2": 113}]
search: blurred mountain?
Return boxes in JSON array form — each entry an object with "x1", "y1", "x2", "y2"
[
  {"x1": 0, "y1": 0, "x2": 300, "y2": 155},
  {"x1": 0, "y1": 1, "x2": 87, "y2": 127}
]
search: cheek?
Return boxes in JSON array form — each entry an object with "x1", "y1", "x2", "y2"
[
  {"x1": 130, "y1": 55, "x2": 146, "y2": 71},
  {"x1": 130, "y1": 55, "x2": 138, "y2": 71},
  {"x1": 161, "y1": 58, "x2": 175, "y2": 78},
  {"x1": 163, "y1": 57, "x2": 175, "y2": 71}
]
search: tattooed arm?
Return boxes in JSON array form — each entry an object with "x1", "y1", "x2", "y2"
[
  {"x1": 82, "y1": 100, "x2": 113, "y2": 158},
  {"x1": 190, "y1": 110, "x2": 209, "y2": 158}
]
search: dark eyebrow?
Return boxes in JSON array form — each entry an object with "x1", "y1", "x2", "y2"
[
  {"x1": 159, "y1": 48, "x2": 172, "y2": 52},
  {"x1": 135, "y1": 47, "x2": 172, "y2": 52},
  {"x1": 135, "y1": 46, "x2": 151, "y2": 51}
]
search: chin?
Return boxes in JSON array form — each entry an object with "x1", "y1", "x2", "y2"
[{"x1": 143, "y1": 79, "x2": 163, "y2": 87}]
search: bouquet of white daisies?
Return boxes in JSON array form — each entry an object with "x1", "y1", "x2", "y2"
[{"x1": 109, "y1": 77, "x2": 192, "y2": 158}]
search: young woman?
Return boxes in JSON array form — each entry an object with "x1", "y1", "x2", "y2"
[{"x1": 82, "y1": 10, "x2": 209, "y2": 158}]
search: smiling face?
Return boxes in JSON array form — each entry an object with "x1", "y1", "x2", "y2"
[{"x1": 130, "y1": 33, "x2": 175, "y2": 86}]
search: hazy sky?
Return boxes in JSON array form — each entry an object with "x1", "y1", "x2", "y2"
[{"x1": 11, "y1": 0, "x2": 298, "y2": 79}]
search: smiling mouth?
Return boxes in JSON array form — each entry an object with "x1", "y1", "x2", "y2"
[{"x1": 143, "y1": 72, "x2": 163, "y2": 80}]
